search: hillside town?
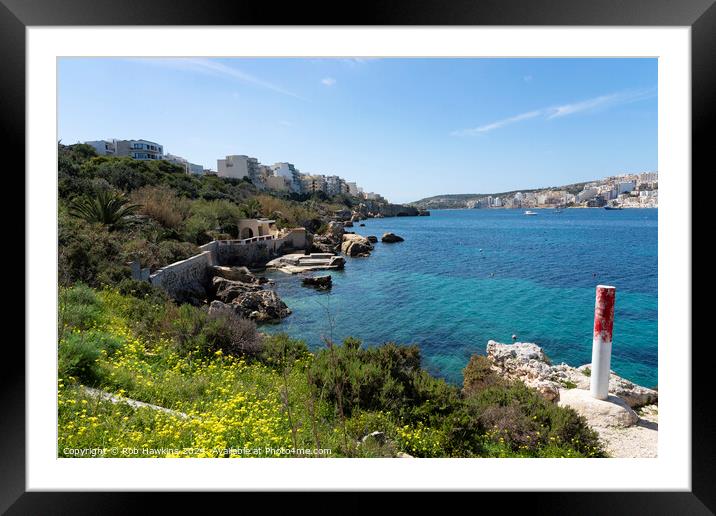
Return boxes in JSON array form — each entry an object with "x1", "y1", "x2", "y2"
[
  {"x1": 84, "y1": 138, "x2": 387, "y2": 202},
  {"x1": 412, "y1": 172, "x2": 659, "y2": 210}
]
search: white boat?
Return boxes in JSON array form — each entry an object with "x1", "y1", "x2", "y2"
[{"x1": 524, "y1": 210, "x2": 538, "y2": 216}]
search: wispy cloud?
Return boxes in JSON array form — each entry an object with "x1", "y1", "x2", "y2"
[
  {"x1": 321, "y1": 77, "x2": 337, "y2": 86},
  {"x1": 452, "y1": 87, "x2": 656, "y2": 136},
  {"x1": 127, "y1": 58, "x2": 305, "y2": 100},
  {"x1": 340, "y1": 57, "x2": 379, "y2": 66}
]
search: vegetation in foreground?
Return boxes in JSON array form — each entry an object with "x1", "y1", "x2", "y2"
[{"x1": 58, "y1": 284, "x2": 606, "y2": 458}]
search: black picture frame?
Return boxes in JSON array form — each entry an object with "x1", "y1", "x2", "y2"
[{"x1": 3, "y1": 0, "x2": 710, "y2": 512}]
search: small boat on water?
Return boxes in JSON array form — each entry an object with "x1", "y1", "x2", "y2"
[
  {"x1": 524, "y1": 210, "x2": 538, "y2": 216},
  {"x1": 604, "y1": 206, "x2": 623, "y2": 211}
]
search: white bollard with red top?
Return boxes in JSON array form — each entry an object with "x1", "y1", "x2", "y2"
[{"x1": 590, "y1": 285, "x2": 616, "y2": 400}]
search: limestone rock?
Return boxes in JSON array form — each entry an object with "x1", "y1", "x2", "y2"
[
  {"x1": 360, "y1": 431, "x2": 386, "y2": 445},
  {"x1": 212, "y1": 265, "x2": 260, "y2": 284},
  {"x1": 232, "y1": 290, "x2": 291, "y2": 322},
  {"x1": 486, "y1": 340, "x2": 658, "y2": 408},
  {"x1": 302, "y1": 275, "x2": 332, "y2": 290},
  {"x1": 341, "y1": 233, "x2": 374, "y2": 257},
  {"x1": 558, "y1": 388, "x2": 639, "y2": 428},
  {"x1": 212, "y1": 276, "x2": 262, "y2": 303},
  {"x1": 324, "y1": 221, "x2": 345, "y2": 241},
  {"x1": 575, "y1": 365, "x2": 658, "y2": 408},
  {"x1": 366, "y1": 235, "x2": 378, "y2": 243},
  {"x1": 381, "y1": 232, "x2": 404, "y2": 243},
  {"x1": 311, "y1": 235, "x2": 341, "y2": 254}
]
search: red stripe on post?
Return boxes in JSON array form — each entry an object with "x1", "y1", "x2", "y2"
[{"x1": 593, "y1": 285, "x2": 616, "y2": 342}]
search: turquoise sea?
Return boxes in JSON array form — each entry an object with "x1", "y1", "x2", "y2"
[{"x1": 262, "y1": 208, "x2": 658, "y2": 388}]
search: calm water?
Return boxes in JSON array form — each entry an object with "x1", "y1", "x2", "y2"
[{"x1": 262, "y1": 208, "x2": 658, "y2": 388}]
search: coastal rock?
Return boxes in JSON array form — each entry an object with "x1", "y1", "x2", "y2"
[
  {"x1": 212, "y1": 276, "x2": 263, "y2": 303},
  {"x1": 344, "y1": 220, "x2": 354, "y2": 228},
  {"x1": 226, "y1": 290, "x2": 291, "y2": 322},
  {"x1": 267, "y1": 253, "x2": 345, "y2": 274},
  {"x1": 486, "y1": 341, "x2": 658, "y2": 408},
  {"x1": 311, "y1": 235, "x2": 341, "y2": 254},
  {"x1": 558, "y1": 388, "x2": 639, "y2": 428},
  {"x1": 381, "y1": 232, "x2": 404, "y2": 243},
  {"x1": 312, "y1": 222, "x2": 344, "y2": 253},
  {"x1": 575, "y1": 365, "x2": 658, "y2": 408},
  {"x1": 360, "y1": 431, "x2": 386, "y2": 445},
  {"x1": 341, "y1": 234, "x2": 374, "y2": 257},
  {"x1": 208, "y1": 300, "x2": 234, "y2": 316},
  {"x1": 366, "y1": 235, "x2": 378, "y2": 243},
  {"x1": 325, "y1": 221, "x2": 345, "y2": 241},
  {"x1": 302, "y1": 275, "x2": 332, "y2": 290},
  {"x1": 211, "y1": 265, "x2": 260, "y2": 284}
]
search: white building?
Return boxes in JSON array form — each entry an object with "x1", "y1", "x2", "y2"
[
  {"x1": 346, "y1": 182, "x2": 360, "y2": 196},
  {"x1": 325, "y1": 175, "x2": 345, "y2": 196},
  {"x1": 617, "y1": 181, "x2": 636, "y2": 195},
  {"x1": 577, "y1": 187, "x2": 599, "y2": 203},
  {"x1": 271, "y1": 162, "x2": 302, "y2": 192},
  {"x1": 165, "y1": 153, "x2": 204, "y2": 175},
  {"x1": 217, "y1": 155, "x2": 260, "y2": 179},
  {"x1": 85, "y1": 140, "x2": 116, "y2": 156},
  {"x1": 85, "y1": 139, "x2": 164, "y2": 160},
  {"x1": 638, "y1": 172, "x2": 658, "y2": 183}
]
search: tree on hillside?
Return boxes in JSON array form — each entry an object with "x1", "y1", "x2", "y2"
[
  {"x1": 240, "y1": 198, "x2": 263, "y2": 219},
  {"x1": 68, "y1": 190, "x2": 141, "y2": 230}
]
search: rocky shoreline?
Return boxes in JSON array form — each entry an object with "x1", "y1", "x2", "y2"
[
  {"x1": 200, "y1": 217, "x2": 408, "y2": 322},
  {"x1": 485, "y1": 341, "x2": 658, "y2": 457}
]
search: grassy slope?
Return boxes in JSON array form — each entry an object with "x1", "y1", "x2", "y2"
[{"x1": 58, "y1": 286, "x2": 606, "y2": 458}]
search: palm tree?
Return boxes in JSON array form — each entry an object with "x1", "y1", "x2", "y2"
[
  {"x1": 240, "y1": 198, "x2": 263, "y2": 219},
  {"x1": 68, "y1": 190, "x2": 141, "y2": 230}
]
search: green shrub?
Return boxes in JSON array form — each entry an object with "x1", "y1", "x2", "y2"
[
  {"x1": 465, "y1": 381, "x2": 605, "y2": 457},
  {"x1": 120, "y1": 238, "x2": 198, "y2": 272},
  {"x1": 116, "y1": 278, "x2": 169, "y2": 303},
  {"x1": 169, "y1": 304, "x2": 208, "y2": 355},
  {"x1": 261, "y1": 333, "x2": 310, "y2": 367},
  {"x1": 167, "y1": 303, "x2": 264, "y2": 358},
  {"x1": 203, "y1": 306, "x2": 264, "y2": 357},
  {"x1": 309, "y1": 340, "x2": 446, "y2": 418},
  {"x1": 131, "y1": 185, "x2": 189, "y2": 229},
  {"x1": 59, "y1": 284, "x2": 103, "y2": 331},
  {"x1": 59, "y1": 330, "x2": 122, "y2": 384},
  {"x1": 58, "y1": 211, "x2": 126, "y2": 287},
  {"x1": 462, "y1": 354, "x2": 505, "y2": 395}
]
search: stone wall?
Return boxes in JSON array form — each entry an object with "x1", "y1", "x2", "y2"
[
  {"x1": 149, "y1": 251, "x2": 214, "y2": 302},
  {"x1": 215, "y1": 239, "x2": 286, "y2": 267},
  {"x1": 148, "y1": 229, "x2": 309, "y2": 300}
]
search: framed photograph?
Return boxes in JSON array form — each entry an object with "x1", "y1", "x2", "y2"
[{"x1": 5, "y1": 0, "x2": 711, "y2": 511}]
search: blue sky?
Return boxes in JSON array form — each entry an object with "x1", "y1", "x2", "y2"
[{"x1": 58, "y1": 58, "x2": 657, "y2": 203}]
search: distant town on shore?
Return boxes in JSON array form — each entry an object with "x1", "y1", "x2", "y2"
[
  {"x1": 83, "y1": 137, "x2": 657, "y2": 211},
  {"x1": 410, "y1": 172, "x2": 658, "y2": 210}
]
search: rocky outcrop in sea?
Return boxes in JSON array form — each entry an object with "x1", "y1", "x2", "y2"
[
  {"x1": 381, "y1": 232, "x2": 404, "y2": 243},
  {"x1": 209, "y1": 269, "x2": 290, "y2": 322},
  {"x1": 341, "y1": 233, "x2": 374, "y2": 257}
]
